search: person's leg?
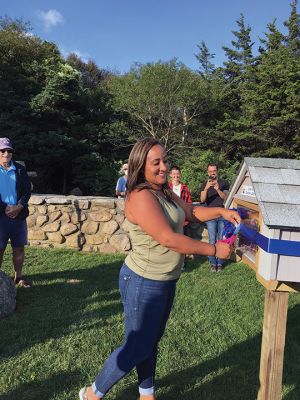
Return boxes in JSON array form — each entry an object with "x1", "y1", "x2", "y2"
[
  {"x1": 87, "y1": 264, "x2": 176, "y2": 399},
  {"x1": 0, "y1": 214, "x2": 9, "y2": 270},
  {"x1": 206, "y1": 219, "x2": 217, "y2": 269},
  {"x1": 12, "y1": 246, "x2": 24, "y2": 279},
  {"x1": 136, "y1": 279, "x2": 176, "y2": 399},
  {"x1": 10, "y1": 219, "x2": 29, "y2": 285},
  {"x1": 216, "y1": 218, "x2": 225, "y2": 269}
]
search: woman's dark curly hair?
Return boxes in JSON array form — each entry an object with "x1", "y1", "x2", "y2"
[{"x1": 126, "y1": 137, "x2": 173, "y2": 202}]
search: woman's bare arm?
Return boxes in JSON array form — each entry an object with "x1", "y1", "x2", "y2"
[{"x1": 125, "y1": 190, "x2": 235, "y2": 258}]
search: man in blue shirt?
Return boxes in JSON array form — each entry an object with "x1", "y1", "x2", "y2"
[
  {"x1": 115, "y1": 163, "x2": 128, "y2": 198},
  {"x1": 0, "y1": 138, "x2": 32, "y2": 288}
]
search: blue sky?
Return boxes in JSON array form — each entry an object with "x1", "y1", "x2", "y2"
[{"x1": 1, "y1": 0, "x2": 294, "y2": 73}]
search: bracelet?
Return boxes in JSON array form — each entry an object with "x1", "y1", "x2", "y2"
[{"x1": 212, "y1": 244, "x2": 216, "y2": 256}]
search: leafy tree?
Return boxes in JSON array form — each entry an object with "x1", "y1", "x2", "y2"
[
  {"x1": 106, "y1": 59, "x2": 208, "y2": 151},
  {"x1": 67, "y1": 53, "x2": 109, "y2": 88},
  {"x1": 178, "y1": 149, "x2": 240, "y2": 200}
]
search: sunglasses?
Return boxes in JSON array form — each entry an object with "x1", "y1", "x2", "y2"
[{"x1": 0, "y1": 149, "x2": 13, "y2": 154}]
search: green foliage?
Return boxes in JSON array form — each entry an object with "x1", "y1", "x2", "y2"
[
  {"x1": 195, "y1": 40, "x2": 215, "y2": 76},
  {"x1": 0, "y1": 3, "x2": 299, "y2": 196},
  {"x1": 72, "y1": 153, "x2": 119, "y2": 196},
  {"x1": 177, "y1": 149, "x2": 240, "y2": 200},
  {"x1": 106, "y1": 59, "x2": 208, "y2": 151}
]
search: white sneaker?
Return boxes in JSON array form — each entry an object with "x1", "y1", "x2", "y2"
[{"x1": 79, "y1": 386, "x2": 88, "y2": 400}]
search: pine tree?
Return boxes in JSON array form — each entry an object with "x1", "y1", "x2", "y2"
[
  {"x1": 195, "y1": 40, "x2": 215, "y2": 77},
  {"x1": 284, "y1": 0, "x2": 300, "y2": 56},
  {"x1": 222, "y1": 14, "x2": 255, "y2": 80},
  {"x1": 259, "y1": 19, "x2": 285, "y2": 53}
]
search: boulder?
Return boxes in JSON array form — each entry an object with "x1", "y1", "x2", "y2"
[
  {"x1": 36, "y1": 215, "x2": 49, "y2": 227},
  {"x1": 42, "y1": 221, "x2": 61, "y2": 232},
  {"x1": 37, "y1": 205, "x2": 48, "y2": 215},
  {"x1": 101, "y1": 220, "x2": 119, "y2": 235},
  {"x1": 109, "y1": 233, "x2": 131, "y2": 252},
  {"x1": 0, "y1": 271, "x2": 16, "y2": 319},
  {"x1": 81, "y1": 221, "x2": 99, "y2": 235},
  {"x1": 49, "y1": 211, "x2": 62, "y2": 222},
  {"x1": 29, "y1": 196, "x2": 45, "y2": 205},
  {"x1": 71, "y1": 212, "x2": 87, "y2": 224},
  {"x1": 28, "y1": 230, "x2": 47, "y2": 240},
  {"x1": 60, "y1": 223, "x2": 78, "y2": 236},
  {"x1": 89, "y1": 210, "x2": 112, "y2": 222}
]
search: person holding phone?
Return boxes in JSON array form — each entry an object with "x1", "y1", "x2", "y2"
[{"x1": 199, "y1": 163, "x2": 229, "y2": 272}]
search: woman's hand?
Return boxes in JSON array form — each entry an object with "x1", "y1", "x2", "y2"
[
  {"x1": 220, "y1": 209, "x2": 241, "y2": 225},
  {"x1": 215, "y1": 241, "x2": 232, "y2": 259}
]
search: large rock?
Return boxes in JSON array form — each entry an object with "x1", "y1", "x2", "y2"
[
  {"x1": 42, "y1": 221, "x2": 61, "y2": 232},
  {"x1": 61, "y1": 223, "x2": 78, "y2": 236},
  {"x1": 101, "y1": 220, "x2": 119, "y2": 235},
  {"x1": 90, "y1": 210, "x2": 112, "y2": 222},
  {"x1": 36, "y1": 215, "x2": 49, "y2": 227},
  {"x1": 0, "y1": 271, "x2": 16, "y2": 319},
  {"x1": 45, "y1": 197, "x2": 72, "y2": 205},
  {"x1": 49, "y1": 211, "x2": 62, "y2": 222},
  {"x1": 30, "y1": 195, "x2": 45, "y2": 205},
  {"x1": 65, "y1": 233, "x2": 85, "y2": 249},
  {"x1": 47, "y1": 231, "x2": 65, "y2": 244},
  {"x1": 81, "y1": 221, "x2": 99, "y2": 235},
  {"x1": 92, "y1": 198, "x2": 116, "y2": 209},
  {"x1": 85, "y1": 233, "x2": 104, "y2": 245},
  {"x1": 37, "y1": 205, "x2": 48, "y2": 215},
  {"x1": 109, "y1": 233, "x2": 131, "y2": 252},
  {"x1": 28, "y1": 230, "x2": 47, "y2": 240},
  {"x1": 71, "y1": 212, "x2": 87, "y2": 224}
]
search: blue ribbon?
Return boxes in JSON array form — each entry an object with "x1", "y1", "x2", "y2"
[{"x1": 239, "y1": 224, "x2": 300, "y2": 257}]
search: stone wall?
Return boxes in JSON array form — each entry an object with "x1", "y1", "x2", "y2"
[
  {"x1": 28, "y1": 195, "x2": 207, "y2": 254},
  {"x1": 28, "y1": 195, "x2": 131, "y2": 253}
]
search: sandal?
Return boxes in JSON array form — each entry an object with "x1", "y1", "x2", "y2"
[{"x1": 14, "y1": 276, "x2": 31, "y2": 288}]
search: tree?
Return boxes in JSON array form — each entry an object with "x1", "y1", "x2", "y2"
[
  {"x1": 284, "y1": 0, "x2": 300, "y2": 56},
  {"x1": 195, "y1": 40, "x2": 215, "y2": 77},
  {"x1": 242, "y1": 46, "x2": 300, "y2": 158},
  {"x1": 259, "y1": 19, "x2": 285, "y2": 53},
  {"x1": 222, "y1": 14, "x2": 255, "y2": 80},
  {"x1": 107, "y1": 59, "x2": 209, "y2": 151}
]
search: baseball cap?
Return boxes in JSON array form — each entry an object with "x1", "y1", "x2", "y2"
[{"x1": 0, "y1": 138, "x2": 14, "y2": 151}]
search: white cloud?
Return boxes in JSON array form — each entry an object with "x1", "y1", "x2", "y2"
[
  {"x1": 37, "y1": 9, "x2": 64, "y2": 30},
  {"x1": 60, "y1": 46, "x2": 90, "y2": 63}
]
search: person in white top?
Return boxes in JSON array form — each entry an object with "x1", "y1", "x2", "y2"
[{"x1": 168, "y1": 165, "x2": 193, "y2": 270}]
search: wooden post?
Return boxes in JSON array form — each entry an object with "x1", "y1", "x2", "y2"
[{"x1": 257, "y1": 290, "x2": 289, "y2": 400}]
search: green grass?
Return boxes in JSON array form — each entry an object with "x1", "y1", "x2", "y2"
[{"x1": 1, "y1": 248, "x2": 300, "y2": 400}]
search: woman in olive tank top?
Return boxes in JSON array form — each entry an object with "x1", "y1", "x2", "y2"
[{"x1": 79, "y1": 139, "x2": 241, "y2": 400}]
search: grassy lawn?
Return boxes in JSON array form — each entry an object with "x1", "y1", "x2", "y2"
[{"x1": 1, "y1": 247, "x2": 300, "y2": 400}]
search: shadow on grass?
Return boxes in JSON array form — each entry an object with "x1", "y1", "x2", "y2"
[
  {"x1": 117, "y1": 303, "x2": 300, "y2": 400},
  {"x1": 0, "y1": 258, "x2": 124, "y2": 360},
  {"x1": 0, "y1": 370, "x2": 81, "y2": 400}
]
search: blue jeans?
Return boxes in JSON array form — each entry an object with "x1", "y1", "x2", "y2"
[
  {"x1": 206, "y1": 217, "x2": 224, "y2": 266},
  {"x1": 93, "y1": 263, "x2": 177, "y2": 397}
]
